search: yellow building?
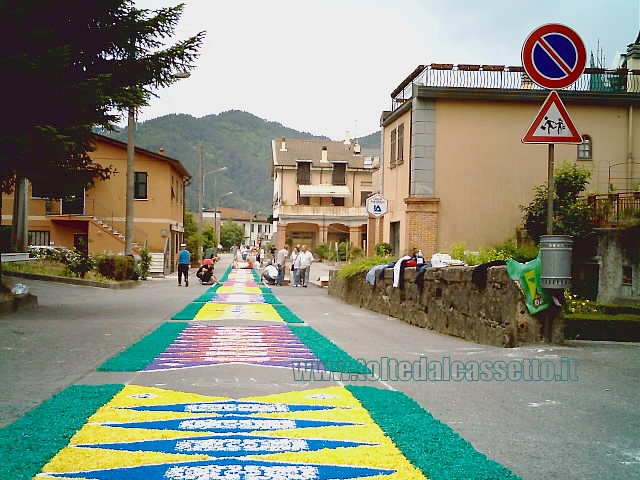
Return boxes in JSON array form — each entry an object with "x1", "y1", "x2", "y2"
[
  {"x1": 271, "y1": 137, "x2": 374, "y2": 250},
  {"x1": 1, "y1": 134, "x2": 191, "y2": 273},
  {"x1": 371, "y1": 37, "x2": 640, "y2": 258}
]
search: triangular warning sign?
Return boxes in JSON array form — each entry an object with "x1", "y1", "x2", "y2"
[{"x1": 522, "y1": 90, "x2": 583, "y2": 144}]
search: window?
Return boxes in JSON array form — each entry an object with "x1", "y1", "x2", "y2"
[
  {"x1": 622, "y1": 266, "x2": 633, "y2": 286},
  {"x1": 28, "y1": 230, "x2": 50, "y2": 246},
  {"x1": 397, "y1": 123, "x2": 404, "y2": 164},
  {"x1": 134, "y1": 172, "x2": 148, "y2": 199},
  {"x1": 390, "y1": 129, "x2": 397, "y2": 167},
  {"x1": 578, "y1": 135, "x2": 592, "y2": 160},
  {"x1": 30, "y1": 181, "x2": 49, "y2": 199},
  {"x1": 360, "y1": 191, "x2": 372, "y2": 206},
  {"x1": 332, "y1": 197, "x2": 345, "y2": 206},
  {"x1": 297, "y1": 192, "x2": 310, "y2": 205},
  {"x1": 296, "y1": 161, "x2": 311, "y2": 184},
  {"x1": 332, "y1": 162, "x2": 346, "y2": 185}
]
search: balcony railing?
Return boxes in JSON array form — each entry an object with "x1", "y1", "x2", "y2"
[
  {"x1": 584, "y1": 192, "x2": 640, "y2": 227},
  {"x1": 392, "y1": 64, "x2": 640, "y2": 110},
  {"x1": 278, "y1": 204, "x2": 367, "y2": 220}
]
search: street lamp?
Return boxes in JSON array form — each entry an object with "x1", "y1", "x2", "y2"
[
  {"x1": 249, "y1": 211, "x2": 262, "y2": 247},
  {"x1": 198, "y1": 163, "x2": 227, "y2": 261},
  {"x1": 215, "y1": 191, "x2": 233, "y2": 248}
]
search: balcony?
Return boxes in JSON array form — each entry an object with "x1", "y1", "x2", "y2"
[
  {"x1": 586, "y1": 192, "x2": 640, "y2": 228},
  {"x1": 277, "y1": 204, "x2": 367, "y2": 223},
  {"x1": 392, "y1": 64, "x2": 640, "y2": 110}
]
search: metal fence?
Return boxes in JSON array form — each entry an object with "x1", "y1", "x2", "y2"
[
  {"x1": 392, "y1": 65, "x2": 640, "y2": 109},
  {"x1": 585, "y1": 192, "x2": 640, "y2": 227}
]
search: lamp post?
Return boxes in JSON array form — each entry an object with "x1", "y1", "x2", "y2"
[
  {"x1": 249, "y1": 211, "x2": 262, "y2": 247},
  {"x1": 199, "y1": 165, "x2": 227, "y2": 255},
  {"x1": 215, "y1": 191, "x2": 233, "y2": 248}
]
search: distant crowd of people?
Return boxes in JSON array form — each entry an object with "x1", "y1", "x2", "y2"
[{"x1": 178, "y1": 241, "x2": 315, "y2": 288}]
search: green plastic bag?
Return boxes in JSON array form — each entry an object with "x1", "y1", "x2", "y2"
[{"x1": 506, "y1": 253, "x2": 552, "y2": 315}]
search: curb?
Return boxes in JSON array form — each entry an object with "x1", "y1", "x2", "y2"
[
  {"x1": 0, "y1": 293, "x2": 38, "y2": 316},
  {"x1": 2, "y1": 271, "x2": 138, "y2": 290}
]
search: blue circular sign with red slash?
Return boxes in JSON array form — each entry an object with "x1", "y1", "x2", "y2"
[{"x1": 522, "y1": 23, "x2": 586, "y2": 89}]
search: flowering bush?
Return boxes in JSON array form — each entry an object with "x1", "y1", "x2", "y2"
[{"x1": 564, "y1": 291, "x2": 599, "y2": 314}]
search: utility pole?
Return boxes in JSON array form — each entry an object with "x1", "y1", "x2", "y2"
[
  {"x1": 198, "y1": 144, "x2": 204, "y2": 262},
  {"x1": 124, "y1": 106, "x2": 135, "y2": 255}
]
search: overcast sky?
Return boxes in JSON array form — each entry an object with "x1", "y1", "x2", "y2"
[{"x1": 134, "y1": 0, "x2": 640, "y2": 141}]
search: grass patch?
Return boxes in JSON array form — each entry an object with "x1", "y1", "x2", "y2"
[
  {"x1": 0, "y1": 384, "x2": 123, "y2": 480},
  {"x1": 347, "y1": 385, "x2": 522, "y2": 480},
  {"x1": 288, "y1": 325, "x2": 369, "y2": 373},
  {"x1": 97, "y1": 323, "x2": 188, "y2": 371},
  {"x1": 1, "y1": 259, "x2": 114, "y2": 282}
]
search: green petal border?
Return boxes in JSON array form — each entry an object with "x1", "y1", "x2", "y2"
[
  {"x1": 288, "y1": 325, "x2": 369, "y2": 374},
  {"x1": 97, "y1": 322, "x2": 189, "y2": 371},
  {"x1": 0, "y1": 384, "x2": 124, "y2": 480},
  {"x1": 346, "y1": 385, "x2": 522, "y2": 480}
]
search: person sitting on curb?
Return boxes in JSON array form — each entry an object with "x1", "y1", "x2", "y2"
[{"x1": 261, "y1": 262, "x2": 278, "y2": 286}]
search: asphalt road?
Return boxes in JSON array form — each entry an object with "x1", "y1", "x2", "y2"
[{"x1": 0, "y1": 254, "x2": 638, "y2": 480}]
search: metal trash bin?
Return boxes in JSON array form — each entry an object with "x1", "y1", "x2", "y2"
[{"x1": 539, "y1": 235, "x2": 573, "y2": 289}]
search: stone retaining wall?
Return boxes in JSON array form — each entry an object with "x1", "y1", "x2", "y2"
[{"x1": 329, "y1": 265, "x2": 563, "y2": 347}]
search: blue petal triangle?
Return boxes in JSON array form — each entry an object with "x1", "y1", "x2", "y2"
[
  {"x1": 46, "y1": 459, "x2": 395, "y2": 479},
  {"x1": 77, "y1": 434, "x2": 376, "y2": 456},
  {"x1": 102, "y1": 415, "x2": 357, "y2": 433},
  {"x1": 123, "y1": 400, "x2": 335, "y2": 414}
]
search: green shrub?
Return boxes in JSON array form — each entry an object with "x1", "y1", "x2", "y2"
[
  {"x1": 314, "y1": 243, "x2": 330, "y2": 261},
  {"x1": 447, "y1": 239, "x2": 538, "y2": 266},
  {"x1": 375, "y1": 242, "x2": 392, "y2": 256},
  {"x1": 139, "y1": 247, "x2": 152, "y2": 279},
  {"x1": 64, "y1": 250, "x2": 95, "y2": 278},
  {"x1": 95, "y1": 255, "x2": 137, "y2": 280},
  {"x1": 337, "y1": 256, "x2": 394, "y2": 280}
]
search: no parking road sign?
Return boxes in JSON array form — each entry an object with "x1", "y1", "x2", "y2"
[{"x1": 522, "y1": 23, "x2": 586, "y2": 89}]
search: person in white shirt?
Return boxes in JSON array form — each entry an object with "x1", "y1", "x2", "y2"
[
  {"x1": 261, "y1": 263, "x2": 278, "y2": 286},
  {"x1": 275, "y1": 245, "x2": 289, "y2": 285},
  {"x1": 298, "y1": 244, "x2": 314, "y2": 287},
  {"x1": 290, "y1": 245, "x2": 300, "y2": 286}
]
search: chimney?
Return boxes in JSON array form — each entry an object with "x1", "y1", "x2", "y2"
[
  {"x1": 321, "y1": 146, "x2": 328, "y2": 163},
  {"x1": 159, "y1": 148, "x2": 165, "y2": 154},
  {"x1": 353, "y1": 143, "x2": 361, "y2": 154},
  {"x1": 280, "y1": 137, "x2": 287, "y2": 151},
  {"x1": 344, "y1": 131, "x2": 351, "y2": 145}
]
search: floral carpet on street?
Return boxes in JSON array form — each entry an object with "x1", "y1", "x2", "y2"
[{"x1": 0, "y1": 265, "x2": 521, "y2": 479}]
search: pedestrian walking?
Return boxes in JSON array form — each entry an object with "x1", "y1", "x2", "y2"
[
  {"x1": 276, "y1": 244, "x2": 289, "y2": 286},
  {"x1": 298, "y1": 244, "x2": 314, "y2": 287},
  {"x1": 177, "y1": 243, "x2": 190, "y2": 287},
  {"x1": 290, "y1": 245, "x2": 301, "y2": 286}
]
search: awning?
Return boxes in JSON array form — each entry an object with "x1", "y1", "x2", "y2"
[{"x1": 298, "y1": 184, "x2": 351, "y2": 197}]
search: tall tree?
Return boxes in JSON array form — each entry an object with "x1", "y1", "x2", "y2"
[{"x1": 0, "y1": 0, "x2": 205, "y2": 196}]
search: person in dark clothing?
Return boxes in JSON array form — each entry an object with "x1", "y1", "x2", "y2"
[{"x1": 196, "y1": 262, "x2": 218, "y2": 285}]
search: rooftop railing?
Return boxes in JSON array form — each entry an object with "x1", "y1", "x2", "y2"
[
  {"x1": 392, "y1": 64, "x2": 640, "y2": 110},
  {"x1": 583, "y1": 192, "x2": 640, "y2": 228}
]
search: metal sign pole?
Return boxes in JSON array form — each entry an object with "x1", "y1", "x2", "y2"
[{"x1": 547, "y1": 144, "x2": 554, "y2": 236}]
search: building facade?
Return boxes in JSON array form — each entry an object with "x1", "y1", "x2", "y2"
[
  {"x1": 202, "y1": 207, "x2": 272, "y2": 247},
  {"x1": 1, "y1": 134, "x2": 191, "y2": 272},
  {"x1": 271, "y1": 137, "x2": 374, "y2": 251},
  {"x1": 369, "y1": 36, "x2": 640, "y2": 259}
]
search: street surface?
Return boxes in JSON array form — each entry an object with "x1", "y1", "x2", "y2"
[{"x1": 0, "y1": 253, "x2": 638, "y2": 479}]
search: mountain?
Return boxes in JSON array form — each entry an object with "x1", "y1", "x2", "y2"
[{"x1": 103, "y1": 110, "x2": 337, "y2": 215}]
